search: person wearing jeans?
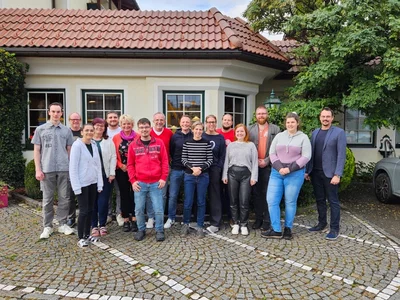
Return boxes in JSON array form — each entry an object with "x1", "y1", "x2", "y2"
[
  {"x1": 164, "y1": 115, "x2": 193, "y2": 228},
  {"x1": 263, "y1": 112, "x2": 311, "y2": 240},
  {"x1": 222, "y1": 124, "x2": 258, "y2": 236},
  {"x1": 91, "y1": 118, "x2": 116, "y2": 237},
  {"x1": 181, "y1": 121, "x2": 213, "y2": 238},
  {"x1": 127, "y1": 118, "x2": 169, "y2": 242}
]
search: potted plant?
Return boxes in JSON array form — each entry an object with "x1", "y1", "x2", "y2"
[{"x1": 0, "y1": 180, "x2": 10, "y2": 208}]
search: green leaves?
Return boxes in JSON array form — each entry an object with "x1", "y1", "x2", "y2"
[{"x1": 0, "y1": 48, "x2": 28, "y2": 187}]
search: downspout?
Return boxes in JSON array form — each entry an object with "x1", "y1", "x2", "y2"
[{"x1": 52, "y1": 0, "x2": 55, "y2": 8}]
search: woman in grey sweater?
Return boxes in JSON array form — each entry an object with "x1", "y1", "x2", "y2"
[{"x1": 222, "y1": 124, "x2": 258, "y2": 235}]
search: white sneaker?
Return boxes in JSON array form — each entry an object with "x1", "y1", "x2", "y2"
[
  {"x1": 116, "y1": 214, "x2": 124, "y2": 226},
  {"x1": 164, "y1": 218, "x2": 175, "y2": 229},
  {"x1": 206, "y1": 225, "x2": 219, "y2": 233},
  {"x1": 106, "y1": 215, "x2": 112, "y2": 224},
  {"x1": 77, "y1": 239, "x2": 89, "y2": 248},
  {"x1": 40, "y1": 227, "x2": 53, "y2": 239},
  {"x1": 232, "y1": 224, "x2": 239, "y2": 235},
  {"x1": 58, "y1": 224, "x2": 74, "y2": 235},
  {"x1": 146, "y1": 218, "x2": 154, "y2": 229},
  {"x1": 241, "y1": 226, "x2": 249, "y2": 236}
]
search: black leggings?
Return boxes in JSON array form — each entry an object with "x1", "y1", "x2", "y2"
[
  {"x1": 77, "y1": 183, "x2": 97, "y2": 239},
  {"x1": 116, "y1": 169, "x2": 135, "y2": 219}
]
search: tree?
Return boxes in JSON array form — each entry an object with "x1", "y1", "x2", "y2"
[
  {"x1": 244, "y1": 0, "x2": 400, "y2": 128},
  {"x1": 0, "y1": 49, "x2": 28, "y2": 187}
]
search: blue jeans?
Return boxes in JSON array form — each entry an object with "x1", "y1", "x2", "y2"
[
  {"x1": 167, "y1": 169, "x2": 185, "y2": 220},
  {"x1": 267, "y1": 168, "x2": 305, "y2": 232},
  {"x1": 92, "y1": 175, "x2": 114, "y2": 227},
  {"x1": 146, "y1": 173, "x2": 169, "y2": 219},
  {"x1": 183, "y1": 173, "x2": 209, "y2": 227},
  {"x1": 134, "y1": 182, "x2": 164, "y2": 232}
]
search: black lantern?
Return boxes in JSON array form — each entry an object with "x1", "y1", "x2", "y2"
[{"x1": 264, "y1": 89, "x2": 282, "y2": 109}]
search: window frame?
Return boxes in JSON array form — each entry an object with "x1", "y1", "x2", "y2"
[
  {"x1": 26, "y1": 89, "x2": 66, "y2": 150},
  {"x1": 224, "y1": 93, "x2": 247, "y2": 126},
  {"x1": 81, "y1": 89, "x2": 124, "y2": 123},
  {"x1": 163, "y1": 90, "x2": 205, "y2": 128},
  {"x1": 344, "y1": 108, "x2": 375, "y2": 148}
]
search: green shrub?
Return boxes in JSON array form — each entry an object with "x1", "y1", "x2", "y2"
[
  {"x1": 24, "y1": 159, "x2": 42, "y2": 199},
  {"x1": 355, "y1": 161, "x2": 376, "y2": 183},
  {"x1": 0, "y1": 49, "x2": 28, "y2": 187},
  {"x1": 339, "y1": 147, "x2": 355, "y2": 192}
]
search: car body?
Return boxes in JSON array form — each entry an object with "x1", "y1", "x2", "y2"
[{"x1": 373, "y1": 155, "x2": 400, "y2": 203}]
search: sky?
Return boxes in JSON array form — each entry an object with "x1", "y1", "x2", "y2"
[{"x1": 138, "y1": 0, "x2": 283, "y2": 40}]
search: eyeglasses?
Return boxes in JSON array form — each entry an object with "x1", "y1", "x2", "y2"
[
  {"x1": 138, "y1": 126, "x2": 151, "y2": 130},
  {"x1": 69, "y1": 119, "x2": 81, "y2": 121},
  {"x1": 256, "y1": 113, "x2": 267, "y2": 115},
  {"x1": 206, "y1": 121, "x2": 216, "y2": 124}
]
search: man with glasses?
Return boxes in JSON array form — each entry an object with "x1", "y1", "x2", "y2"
[
  {"x1": 66, "y1": 112, "x2": 82, "y2": 227},
  {"x1": 249, "y1": 106, "x2": 280, "y2": 232},
  {"x1": 145, "y1": 112, "x2": 173, "y2": 229},
  {"x1": 127, "y1": 118, "x2": 169, "y2": 241}
]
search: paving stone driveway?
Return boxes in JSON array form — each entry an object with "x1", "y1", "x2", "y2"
[{"x1": 0, "y1": 200, "x2": 400, "y2": 300}]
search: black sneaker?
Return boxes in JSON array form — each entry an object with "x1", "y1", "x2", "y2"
[
  {"x1": 131, "y1": 221, "x2": 138, "y2": 232},
  {"x1": 308, "y1": 223, "x2": 327, "y2": 232},
  {"x1": 261, "y1": 222, "x2": 271, "y2": 232},
  {"x1": 134, "y1": 230, "x2": 146, "y2": 241},
  {"x1": 252, "y1": 219, "x2": 263, "y2": 230},
  {"x1": 283, "y1": 227, "x2": 292, "y2": 240},
  {"x1": 156, "y1": 231, "x2": 165, "y2": 242},
  {"x1": 123, "y1": 221, "x2": 131, "y2": 232},
  {"x1": 67, "y1": 218, "x2": 76, "y2": 227},
  {"x1": 261, "y1": 229, "x2": 282, "y2": 239}
]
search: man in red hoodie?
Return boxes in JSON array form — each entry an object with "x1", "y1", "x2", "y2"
[{"x1": 127, "y1": 118, "x2": 169, "y2": 242}]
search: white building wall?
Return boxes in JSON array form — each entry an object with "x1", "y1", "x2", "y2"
[{"x1": 0, "y1": 0, "x2": 52, "y2": 8}]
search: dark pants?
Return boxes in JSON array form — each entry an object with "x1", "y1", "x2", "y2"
[
  {"x1": 68, "y1": 184, "x2": 76, "y2": 220},
  {"x1": 311, "y1": 169, "x2": 340, "y2": 232},
  {"x1": 208, "y1": 166, "x2": 223, "y2": 227},
  {"x1": 116, "y1": 169, "x2": 135, "y2": 219},
  {"x1": 92, "y1": 175, "x2": 114, "y2": 228},
  {"x1": 77, "y1": 183, "x2": 97, "y2": 239},
  {"x1": 228, "y1": 166, "x2": 251, "y2": 226},
  {"x1": 252, "y1": 166, "x2": 271, "y2": 225}
]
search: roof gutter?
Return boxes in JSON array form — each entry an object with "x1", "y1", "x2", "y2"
[{"x1": 4, "y1": 48, "x2": 291, "y2": 71}]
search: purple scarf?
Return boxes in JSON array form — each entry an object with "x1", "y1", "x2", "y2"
[{"x1": 120, "y1": 130, "x2": 136, "y2": 141}]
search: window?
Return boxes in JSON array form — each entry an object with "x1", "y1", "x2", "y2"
[
  {"x1": 224, "y1": 94, "x2": 246, "y2": 126},
  {"x1": 27, "y1": 90, "x2": 65, "y2": 141},
  {"x1": 164, "y1": 91, "x2": 204, "y2": 127},
  {"x1": 395, "y1": 130, "x2": 400, "y2": 148},
  {"x1": 345, "y1": 109, "x2": 374, "y2": 145},
  {"x1": 82, "y1": 90, "x2": 123, "y2": 123}
]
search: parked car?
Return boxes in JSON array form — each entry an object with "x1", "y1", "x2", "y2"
[{"x1": 373, "y1": 140, "x2": 400, "y2": 203}]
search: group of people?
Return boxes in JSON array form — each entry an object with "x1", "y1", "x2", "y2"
[{"x1": 32, "y1": 102, "x2": 346, "y2": 248}]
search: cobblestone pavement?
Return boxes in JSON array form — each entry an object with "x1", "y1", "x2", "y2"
[{"x1": 1, "y1": 199, "x2": 400, "y2": 300}]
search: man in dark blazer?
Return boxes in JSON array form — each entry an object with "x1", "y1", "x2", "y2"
[
  {"x1": 306, "y1": 107, "x2": 347, "y2": 240},
  {"x1": 249, "y1": 105, "x2": 280, "y2": 231}
]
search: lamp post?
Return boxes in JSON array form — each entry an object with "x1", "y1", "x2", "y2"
[{"x1": 264, "y1": 89, "x2": 282, "y2": 109}]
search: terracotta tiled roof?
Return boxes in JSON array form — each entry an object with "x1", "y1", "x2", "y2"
[
  {"x1": 0, "y1": 7, "x2": 289, "y2": 69},
  {"x1": 271, "y1": 40, "x2": 300, "y2": 74}
]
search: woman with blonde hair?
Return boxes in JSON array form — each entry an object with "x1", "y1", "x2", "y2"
[
  {"x1": 222, "y1": 124, "x2": 258, "y2": 235},
  {"x1": 113, "y1": 114, "x2": 138, "y2": 232}
]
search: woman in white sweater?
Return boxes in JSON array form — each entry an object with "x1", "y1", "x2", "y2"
[
  {"x1": 222, "y1": 124, "x2": 258, "y2": 236},
  {"x1": 69, "y1": 124, "x2": 103, "y2": 248},
  {"x1": 90, "y1": 118, "x2": 117, "y2": 237}
]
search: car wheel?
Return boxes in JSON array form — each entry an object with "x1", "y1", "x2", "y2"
[{"x1": 374, "y1": 173, "x2": 395, "y2": 204}]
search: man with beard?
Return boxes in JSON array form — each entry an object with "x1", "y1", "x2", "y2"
[
  {"x1": 305, "y1": 107, "x2": 346, "y2": 240},
  {"x1": 248, "y1": 106, "x2": 280, "y2": 232},
  {"x1": 106, "y1": 111, "x2": 123, "y2": 226},
  {"x1": 216, "y1": 113, "x2": 235, "y2": 145}
]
